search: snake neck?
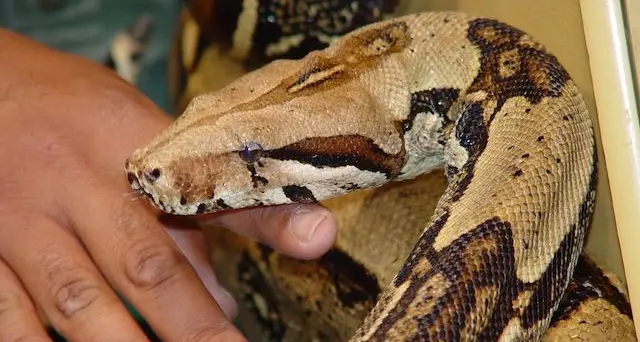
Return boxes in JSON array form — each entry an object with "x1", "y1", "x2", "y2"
[
  {"x1": 350, "y1": 15, "x2": 598, "y2": 340},
  {"x1": 395, "y1": 90, "x2": 488, "y2": 184},
  {"x1": 353, "y1": 82, "x2": 597, "y2": 341}
]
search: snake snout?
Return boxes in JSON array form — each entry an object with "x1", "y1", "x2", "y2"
[
  {"x1": 126, "y1": 171, "x2": 141, "y2": 190},
  {"x1": 124, "y1": 168, "x2": 157, "y2": 203},
  {"x1": 124, "y1": 157, "x2": 162, "y2": 186}
]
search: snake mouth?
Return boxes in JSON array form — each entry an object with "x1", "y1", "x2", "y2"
[
  {"x1": 127, "y1": 171, "x2": 148, "y2": 197},
  {"x1": 126, "y1": 170, "x2": 208, "y2": 215},
  {"x1": 126, "y1": 170, "x2": 174, "y2": 213},
  {"x1": 127, "y1": 171, "x2": 143, "y2": 191},
  {"x1": 138, "y1": 188, "x2": 177, "y2": 214}
]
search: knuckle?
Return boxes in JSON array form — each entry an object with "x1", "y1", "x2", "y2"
[
  {"x1": 42, "y1": 255, "x2": 102, "y2": 319},
  {"x1": 123, "y1": 241, "x2": 190, "y2": 290},
  {"x1": 50, "y1": 272, "x2": 102, "y2": 320},
  {"x1": 0, "y1": 292, "x2": 50, "y2": 342}
]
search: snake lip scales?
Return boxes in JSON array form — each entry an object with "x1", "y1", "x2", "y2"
[{"x1": 125, "y1": 11, "x2": 600, "y2": 341}]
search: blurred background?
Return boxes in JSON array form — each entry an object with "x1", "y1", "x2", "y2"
[{"x1": 0, "y1": 0, "x2": 181, "y2": 112}]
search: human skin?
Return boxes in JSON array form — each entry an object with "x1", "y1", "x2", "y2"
[{"x1": 0, "y1": 29, "x2": 337, "y2": 342}]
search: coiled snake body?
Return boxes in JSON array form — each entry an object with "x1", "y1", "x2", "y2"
[{"x1": 125, "y1": 11, "x2": 634, "y2": 341}]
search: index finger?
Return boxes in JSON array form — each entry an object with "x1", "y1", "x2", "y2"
[{"x1": 66, "y1": 184, "x2": 246, "y2": 342}]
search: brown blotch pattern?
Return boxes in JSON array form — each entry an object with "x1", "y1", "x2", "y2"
[
  {"x1": 281, "y1": 21, "x2": 411, "y2": 96},
  {"x1": 166, "y1": 153, "x2": 240, "y2": 206},
  {"x1": 318, "y1": 248, "x2": 382, "y2": 308},
  {"x1": 282, "y1": 185, "x2": 317, "y2": 203},
  {"x1": 520, "y1": 146, "x2": 598, "y2": 329},
  {"x1": 394, "y1": 210, "x2": 450, "y2": 286},
  {"x1": 466, "y1": 18, "x2": 570, "y2": 116},
  {"x1": 168, "y1": 159, "x2": 217, "y2": 203},
  {"x1": 287, "y1": 64, "x2": 346, "y2": 93},
  {"x1": 141, "y1": 19, "x2": 413, "y2": 157},
  {"x1": 450, "y1": 102, "x2": 489, "y2": 201},
  {"x1": 243, "y1": 0, "x2": 401, "y2": 68},
  {"x1": 370, "y1": 148, "x2": 595, "y2": 339},
  {"x1": 371, "y1": 217, "x2": 518, "y2": 341},
  {"x1": 264, "y1": 134, "x2": 407, "y2": 177},
  {"x1": 518, "y1": 222, "x2": 583, "y2": 331},
  {"x1": 403, "y1": 88, "x2": 460, "y2": 132},
  {"x1": 498, "y1": 48, "x2": 521, "y2": 79},
  {"x1": 550, "y1": 254, "x2": 633, "y2": 326}
]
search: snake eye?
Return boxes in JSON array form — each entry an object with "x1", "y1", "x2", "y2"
[{"x1": 239, "y1": 142, "x2": 264, "y2": 164}]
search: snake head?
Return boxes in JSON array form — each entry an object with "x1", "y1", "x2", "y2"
[
  {"x1": 124, "y1": 20, "x2": 419, "y2": 215},
  {"x1": 124, "y1": 59, "x2": 412, "y2": 215}
]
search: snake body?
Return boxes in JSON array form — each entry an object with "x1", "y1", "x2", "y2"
[{"x1": 125, "y1": 11, "x2": 633, "y2": 341}]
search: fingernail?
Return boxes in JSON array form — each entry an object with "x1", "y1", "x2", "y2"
[
  {"x1": 290, "y1": 210, "x2": 326, "y2": 245},
  {"x1": 197, "y1": 266, "x2": 238, "y2": 318},
  {"x1": 217, "y1": 287, "x2": 238, "y2": 319}
]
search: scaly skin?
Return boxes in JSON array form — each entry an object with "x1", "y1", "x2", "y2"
[{"x1": 126, "y1": 12, "x2": 624, "y2": 341}]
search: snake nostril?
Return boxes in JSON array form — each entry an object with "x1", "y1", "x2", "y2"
[
  {"x1": 127, "y1": 172, "x2": 139, "y2": 187},
  {"x1": 144, "y1": 168, "x2": 161, "y2": 183}
]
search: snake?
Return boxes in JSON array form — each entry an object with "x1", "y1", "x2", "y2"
[{"x1": 124, "y1": 8, "x2": 636, "y2": 342}]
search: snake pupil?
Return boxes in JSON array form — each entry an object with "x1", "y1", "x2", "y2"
[{"x1": 240, "y1": 142, "x2": 264, "y2": 164}]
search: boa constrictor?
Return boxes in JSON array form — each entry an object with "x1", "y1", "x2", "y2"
[{"x1": 125, "y1": 11, "x2": 635, "y2": 341}]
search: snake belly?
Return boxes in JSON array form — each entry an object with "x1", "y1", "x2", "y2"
[{"x1": 125, "y1": 11, "x2": 634, "y2": 341}]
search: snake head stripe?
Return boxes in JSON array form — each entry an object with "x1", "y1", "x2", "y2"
[{"x1": 124, "y1": 20, "x2": 429, "y2": 215}]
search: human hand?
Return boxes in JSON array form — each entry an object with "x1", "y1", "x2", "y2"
[{"x1": 0, "y1": 29, "x2": 337, "y2": 341}]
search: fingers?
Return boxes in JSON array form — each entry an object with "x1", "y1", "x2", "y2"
[
  {"x1": 0, "y1": 258, "x2": 51, "y2": 342},
  {"x1": 67, "y1": 186, "x2": 245, "y2": 342},
  {"x1": 198, "y1": 204, "x2": 338, "y2": 260},
  {"x1": 0, "y1": 215, "x2": 149, "y2": 342},
  {"x1": 162, "y1": 217, "x2": 238, "y2": 318}
]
